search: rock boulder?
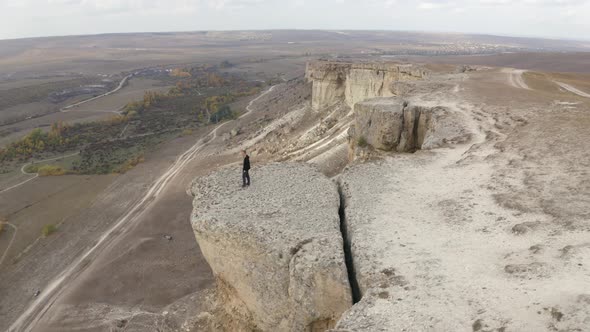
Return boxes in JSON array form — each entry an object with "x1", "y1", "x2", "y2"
[{"x1": 348, "y1": 97, "x2": 466, "y2": 159}]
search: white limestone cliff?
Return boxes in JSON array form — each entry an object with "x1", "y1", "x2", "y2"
[
  {"x1": 189, "y1": 163, "x2": 352, "y2": 332},
  {"x1": 305, "y1": 61, "x2": 428, "y2": 111}
]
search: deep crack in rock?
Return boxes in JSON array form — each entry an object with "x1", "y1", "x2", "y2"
[{"x1": 338, "y1": 183, "x2": 361, "y2": 304}]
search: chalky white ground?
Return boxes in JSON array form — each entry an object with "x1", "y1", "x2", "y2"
[{"x1": 336, "y1": 92, "x2": 590, "y2": 331}]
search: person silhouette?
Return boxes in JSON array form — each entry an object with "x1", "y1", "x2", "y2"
[{"x1": 241, "y1": 150, "x2": 250, "y2": 187}]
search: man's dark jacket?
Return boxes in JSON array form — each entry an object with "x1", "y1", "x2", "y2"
[{"x1": 243, "y1": 155, "x2": 250, "y2": 171}]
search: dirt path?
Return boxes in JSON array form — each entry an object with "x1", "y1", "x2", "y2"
[
  {"x1": 61, "y1": 74, "x2": 132, "y2": 112},
  {"x1": 554, "y1": 81, "x2": 590, "y2": 98},
  {"x1": 8, "y1": 86, "x2": 277, "y2": 332},
  {"x1": 210, "y1": 84, "x2": 280, "y2": 155},
  {"x1": 19, "y1": 152, "x2": 81, "y2": 175},
  {"x1": 504, "y1": 68, "x2": 531, "y2": 90},
  {"x1": 119, "y1": 123, "x2": 130, "y2": 137},
  {"x1": 0, "y1": 222, "x2": 18, "y2": 267},
  {"x1": 0, "y1": 152, "x2": 80, "y2": 195},
  {"x1": 240, "y1": 85, "x2": 277, "y2": 119},
  {"x1": 0, "y1": 175, "x2": 38, "y2": 195},
  {"x1": 204, "y1": 84, "x2": 277, "y2": 142}
]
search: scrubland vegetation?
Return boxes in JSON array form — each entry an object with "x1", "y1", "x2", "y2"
[
  {"x1": 0, "y1": 62, "x2": 264, "y2": 175},
  {"x1": 181, "y1": 129, "x2": 194, "y2": 136},
  {"x1": 0, "y1": 77, "x2": 117, "y2": 126},
  {"x1": 357, "y1": 136, "x2": 368, "y2": 148},
  {"x1": 115, "y1": 155, "x2": 144, "y2": 174},
  {"x1": 37, "y1": 165, "x2": 67, "y2": 176},
  {"x1": 1, "y1": 123, "x2": 76, "y2": 162},
  {"x1": 41, "y1": 224, "x2": 57, "y2": 237}
]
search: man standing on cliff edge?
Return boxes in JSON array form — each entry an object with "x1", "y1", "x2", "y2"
[{"x1": 242, "y1": 150, "x2": 250, "y2": 187}]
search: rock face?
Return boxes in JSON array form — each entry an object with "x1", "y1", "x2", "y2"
[
  {"x1": 347, "y1": 98, "x2": 465, "y2": 159},
  {"x1": 189, "y1": 163, "x2": 352, "y2": 332},
  {"x1": 349, "y1": 98, "x2": 407, "y2": 152},
  {"x1": 305, "y1": 61, "x2": 428, "y2": 111}
]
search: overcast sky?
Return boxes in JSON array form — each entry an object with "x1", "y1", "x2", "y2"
[{"x1": 1, "y1": 0, "x2": 589, "y2": 41}]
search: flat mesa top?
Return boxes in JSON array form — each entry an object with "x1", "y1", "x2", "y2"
[{"x1": 189, "y1": 162, "x2": 341, "y2": 244}]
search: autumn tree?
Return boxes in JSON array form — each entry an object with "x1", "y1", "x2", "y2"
[{"x1": 170, "y1": 68, "x2": 191, "y2": 78}]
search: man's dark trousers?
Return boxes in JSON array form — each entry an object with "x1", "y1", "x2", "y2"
[
  {"x1": 243, "y1": 170, "x2": 250, "y2": 186},
  {"x1": 243, "y1": 154, "x2": 251, "y2": 186}
]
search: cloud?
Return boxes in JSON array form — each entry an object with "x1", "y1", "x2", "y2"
[
  {"x1": 366, "y1": 0, "x2": 590, "y2": 7},
  {"x1": 418, "y1": 1, "x2": 456, "y2": 10},
  {"x1": 478, "y1": 0, "x2": 588, "y2": 5},
  {"x1": 521, "y1": 0, "x2": 588, "y2": 4},
  {"x1": 0, "y1": 0, "x2": 589, "y2": 40},
  {"x1": 403, "y1": 0, "x2": 590, "y2": 13},
  {"x1": 43, "y1": 0, "x2": 203, "y2": 15},
  {"x1": 207, "y1": 0, "x2": 268, "y2": 10}
]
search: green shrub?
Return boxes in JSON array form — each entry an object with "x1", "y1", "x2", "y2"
[
  {"x1": 211, "y1": 105, "x2": 236, "y2": 124},
  {"x1": 357, "y1": 136, "x2": 368, "y2": 148},
  {"x1": 125, "y1": 110, "x2": 138, "y2": 119},
  {"x1": 24, "y1": 164, "x2": 40, "y2": 173},
  {"x1": 115, "y1": 155, "x2": 144, "y2": 174},
  {"x1": 37, "y1": 165, "x2": 66, "y2": 176},
  {"x1": 42, "y1": 224, "x2": 57, "y2": 237}
]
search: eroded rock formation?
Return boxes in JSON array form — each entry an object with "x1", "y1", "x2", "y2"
[
  {"x1": 347, "y1": 97, "x2": 468, "y2": 160},
  {"x1": 188, "y1": 60, "x2": 590, "y2": 332},
  {"x1": 189, "y1": 163, "x2": 352, "y2": 331},
  {"x1": 305, "y1": 61, "x2": 428, "y2": 111}
]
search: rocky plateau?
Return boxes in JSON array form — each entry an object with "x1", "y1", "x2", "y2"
[{"x1": 188, "y1": 60, "x2": 590, "y2": 331}]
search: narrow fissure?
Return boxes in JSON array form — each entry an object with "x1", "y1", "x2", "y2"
[
  {"x1": 400, "y1": 102, "x2": 423, "y2": 153},
  {"x1": 337, "y1": 183, "x2": 361, "y2": 304},
  {"x1": 411, "y1": 108, "x2": 422, "y2": 153},
  {"x1": 400, "y1": 101, "x2": 408, "y2": 146}
]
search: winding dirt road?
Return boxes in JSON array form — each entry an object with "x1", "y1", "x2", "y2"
[
  {"x1": 61, "y1": 74, "x2": 133, "y2": 112},
  {"x1": 0, "y1": 152, "x2": 80, "y2": 195},
  {"x1": 555, "y1": 81, "x2": 590, "y2": 98},
  {"x1": 1, "y1": 73, "x2": 133, "y2": 194},
  {"x1": 239, "y1": 85, "x2": 276, "y2": 119},
  {"x1": 504, "y1": 68, "x2": 531, "y2": 90},
  {"x1": 8, "y1": 85, "x2": 277, "y2": 332}
]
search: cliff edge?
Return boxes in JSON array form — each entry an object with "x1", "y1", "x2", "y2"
[
  {"x1": 188, "y1": 163, "x2": 352, "y2": 331},
  {"x1": 305, "y1": 61, "x2": 428, "y2": 111}
]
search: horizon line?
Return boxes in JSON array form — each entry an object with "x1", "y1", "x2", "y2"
[{"x1": 1, "y1": 28, "x2": 590, "y2": 44}]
